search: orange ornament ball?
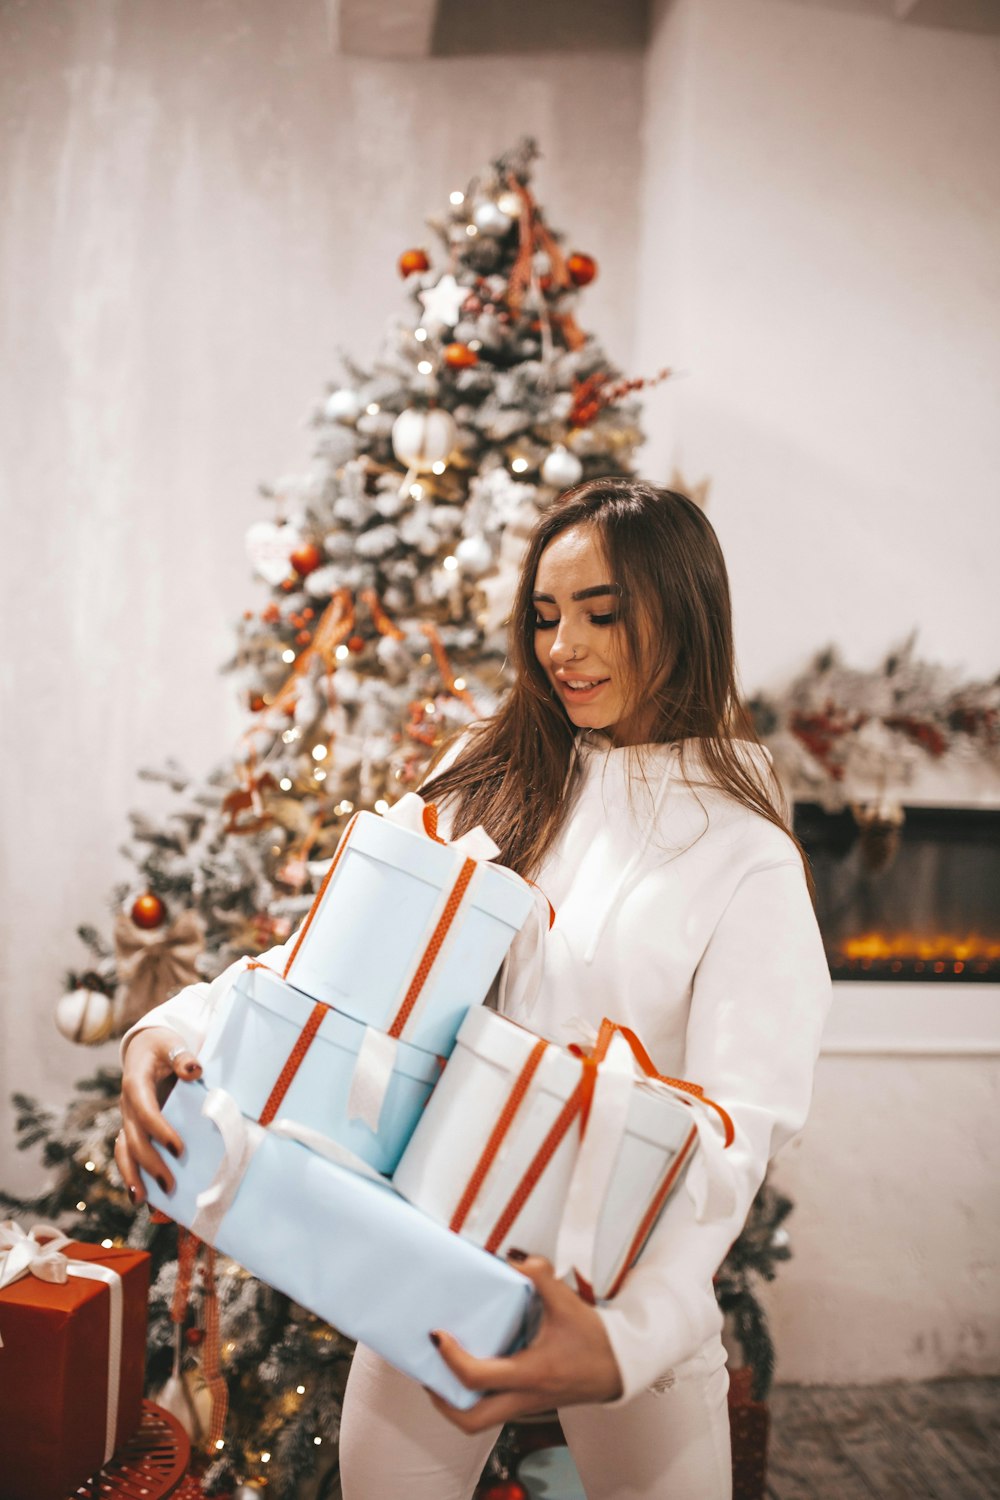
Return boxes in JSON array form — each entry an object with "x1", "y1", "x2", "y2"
[
  {"x1": 443, "y1": 342, "x2": 479, "y2": 369},
  {"x1": 290, "y1": 542, "x2": 322, "y2": 577},
  {"x1": 131, "y1": 892, "x2": 166, "y2": 930},
  {"x1": 348, "y1": 634, "x2": 366, "y2": 653},
  {"x1": 398, "y1": 248, "x2": 430, "y2": 278},
  {"x1": 248, "y1": 692, "x2": 266, "y2": 713},
  {"x1": 567, "y1": 251, "x2": 598, "y2": 287}
]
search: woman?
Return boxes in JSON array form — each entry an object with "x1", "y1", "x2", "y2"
[{"x1": 117, "y1": 479, "x2": 831, "y2": 1500}]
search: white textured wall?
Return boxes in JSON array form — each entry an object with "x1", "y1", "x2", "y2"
[
  {"x1": 637, "y1": 0, "x2": 1000, "y2": 1383},
  {"x1": 636, "y1": 0, "x2": 1000, "y2": 688},
  {"x1": 0, "y1": 0, "x2": 642, "y2": 1191}
]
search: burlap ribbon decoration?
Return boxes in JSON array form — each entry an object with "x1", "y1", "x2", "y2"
[{"x1": 114, "y1": 910, "x2": 207, "y2": 1028}]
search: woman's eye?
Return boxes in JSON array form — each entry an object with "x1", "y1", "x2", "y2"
[
  {"x1": 533, "y1": 616, "x2": 558, "y2": 631},
  {"x1": 590, "y1": 612, "x2": 620, "y2": 627}
]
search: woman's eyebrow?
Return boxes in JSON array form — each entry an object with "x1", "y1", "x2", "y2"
[{"x1": 531, "y1": 584, "x2": 621, "y2": 603}]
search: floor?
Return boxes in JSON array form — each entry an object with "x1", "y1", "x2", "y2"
[{"x1": 766, "y1": 1379, "x2": 1000, "y2": 1499}]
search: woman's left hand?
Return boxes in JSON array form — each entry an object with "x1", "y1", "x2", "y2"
[{"x1": 427, "y1": 1252, "x2": 624, "y2": 1431}]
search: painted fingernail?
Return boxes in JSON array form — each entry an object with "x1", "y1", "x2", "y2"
[
  {"x1": 507, "y1": 1247, "x2": 527, "y2": 1263},
  {"x1": 166, "y1": 1142, "x2": 180, "y2": 1159},
  {"x1": 429, "y1": 1332, "x2": 441, "y2": 1348},
  {"x1": 157, "y1": 1175, "x2": 169, "y2": 1193},
  {"x1": 127, "y1": 1185, "x2": 138, "y2": 1202}
]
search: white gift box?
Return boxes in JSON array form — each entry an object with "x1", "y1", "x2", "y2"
[
  {"x1": 199, "y1": 965, "x2": 441, "y2": 1175},
  {"x1": 141, "y1": 1079, "x2": 537, "y2": 1410},
  {"x1": 393, "y1": 1008, "x2": 717, "y2": 1301},
  {"x1": 278, "y1": 797, "x2": 537, "y2": 1058}
]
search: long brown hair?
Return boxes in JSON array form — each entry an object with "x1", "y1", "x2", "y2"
[{"x1": 423, "y1": 478, "x2": 811, "y2": 888}]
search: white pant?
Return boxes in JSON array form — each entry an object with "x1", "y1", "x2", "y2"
[{"x1": 339, "y1": 1341, "x2": 733, "y2": 1500}]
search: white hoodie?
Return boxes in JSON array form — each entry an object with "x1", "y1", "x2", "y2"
[{"x1": 125, "y1": 732, "x2": 831, "y2": 1404}]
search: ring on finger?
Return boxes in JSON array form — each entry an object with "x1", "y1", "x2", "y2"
[{"x1": 167, "y1": 1043, "x2": 188, "y2": 1065}]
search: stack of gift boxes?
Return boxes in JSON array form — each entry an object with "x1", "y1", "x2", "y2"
[{"x1": 141, "y1": 794, "x2": 724, "y2": 1409}]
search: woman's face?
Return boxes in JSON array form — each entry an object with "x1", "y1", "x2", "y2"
[{"x1": 532, "y1": 523, "x2": 653, "y2": 746}]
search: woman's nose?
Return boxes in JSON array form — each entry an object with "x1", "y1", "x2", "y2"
[{"x1": 550, "y1": 624, "x2": 584, "y2": 663}]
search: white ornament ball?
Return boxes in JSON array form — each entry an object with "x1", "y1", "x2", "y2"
[
  {"x1": 325, "y1": 388, "x2": 363, "y2": 424},
  {"x1": 455, "y1": 534, "x2": 494, "y2": 576},
  {"x1": 473, "y1": 200, "x2": 513, "y2": 237},
  {"x1": 541, "y1": 446, "x2": 584, "y2": 489},
  {"x1": 391, "y1": 408, "x2": 458, "y2": 472},
  {"x1": 56, "y1": 988, "x2": 114, "y2": 1045},
  {"x1": 496, "y1": 189, "x2": 523, "y2": 218}
]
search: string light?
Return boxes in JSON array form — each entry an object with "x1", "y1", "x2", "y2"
[
  {"x1": 311, "y1": 745, "x2": 328, "y2": 761},
  {"x1": 511, "y1": 457, "x2": 529, "y2": 473},
  {"x1": 409, "y1": 482, "x2": 424, "y2": 500},
  {"x1": 425, "y1": 701, "x2": 437, "y2": 715},
  {"x1": 374, "y1": 799, "x2": 389, "y2": 815},
  {"x1": 365, "y1": 402, "x2": 380, "y2": 414},
  {"x1": 281, "y1": 648, "x2": 296, "y2": 663},
  {"x1": 442, "y1": 555, "x2": 458, "y2": 571},
  {"x1": 215, "y1": 1439, "x2": 225, "y2": 1451},
  {"x1": 453, "y1": 677, "x2": 466, "y2": 691},
  {"x1": 468, "y1": 339, "x2": 482, "y2": 351},
  {"x1": 414, "y1": 328, "x2": 428, "y2": 343},
  {"x1": 101, "y1": 1238, "x2": 113, "y2": 1249},
  {"x1": 314, "y1": 769, "x2": 327, "y2": 782},
  {"x1": 296, "y1": 1385, "x2": 306, "y2": 1395},
  {"x1": 313, "y1": 1436, "x2": 323, "y2": 1446},
  {"x1": 282, "y1": 729, "x2": 297, "y2": 744},
  {"x1": 84, "y1": 1161, "x2": 96, "y2": 1172},
  {"x1": 76, "y1": 1201, "x2": 86, "y2": 1211},
  {"x1": 431, "y1": 460, "x2": 446, "y2": 474},
  {"x1": 465, "y1": 224, "x2": 478, "y2": 237},
  {"x1": 417, "y1": 360, "x2": 433, "y2": 375},
  {"x1": 261, "y1": 1451, "x2": 271, "y2": 1463},
  {"x1": 335, "y1": 644, "x2": 350, "y2": 660},
  {"x1": 279, "y1": 777, "x2": 292, "y2": 791},
  {"x1": 420, "y1": 653, "x2": 432, "y2": 665},
  {"x1": 449, "y1": 190, "x2": 465, "y2": 205}
]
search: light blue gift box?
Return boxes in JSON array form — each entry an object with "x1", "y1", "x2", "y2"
[
  {"x1": 141, "y1": 1079, "x2": 537, "y2": 1410},
  {"x1": 200, "y1": 965, "x2": 441, "y2": 1175},
  {"x1": 282, "y1": 806, "x2": 536, "y2": 1057}
]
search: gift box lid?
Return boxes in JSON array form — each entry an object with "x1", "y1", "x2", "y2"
[
  {"x1": 455, "y1": 1007, "x2": 699, "y2": 1153},
  {"x1": 347, "y1": 810, "x2": 535, "y2": 930},
  {"x1": 234, "y1": 964, "x2": 443, "y2": 1083}
]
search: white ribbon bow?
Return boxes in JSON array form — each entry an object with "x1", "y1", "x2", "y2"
[
  {"x1": 0, "y1": 1219, "x2": 124, "y2": 1464},
  {"x1": 382, "y1": 791, "x2": 500, "y2": 861}
]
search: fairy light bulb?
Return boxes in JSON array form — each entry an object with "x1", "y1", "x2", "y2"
[
  {"x1": 442, "y1": 555, "x2": 458, "y2": 571},
  {"x1": 374, "y1": 799, "x2": 389, "y2": 815},
  {"x1": 311, "y1": 745, "x2": 327, "y2": 761},
  {"x1": 76, "y1": 1201, "x2": 86, "y2": 1211},
  {"x1": 314, "y1": 769, "x2": 326, "y2": 782},
  {"x1": 431, "y1": 460, "x2": 446, "y2": 474},
  {"x1": 449, "y1": 190, "x2": 465, "y2": 205},
  {"x1": 84, "y1": 1161, "x2": 96, "y2": 1172},
  {"x1": 365, "y1": 402, "x2": 380, "y2": 415},
  {"x1": 414, "y1": 328, "x2": 428, "y2": 342},
  {"x1": 279, "y1": 777, "x2": 292, "y2": 791},
  {"x1": 453, "y1": 677, "x2": 466, "y2": 691},
  {"x1": 335, "y1": 644, "x2": 350, "y2": 660},
  {"x1": 511, "y1": 456, "x2": 529, "y2": 473},
  {"x1": 465, "y1": 224, "x2": 477, "y2": 237},
  {"x1": 417, "y1": 360, "x2": 433, "y2": 375},
  {"x1": 296, "y1": 1385, "x2": 306, "y2": 1395},
  {"x1": 282, "y1": 648, "x2": 295, "y2": 663}
]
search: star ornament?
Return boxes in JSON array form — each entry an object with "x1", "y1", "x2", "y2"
[{"x1": 418, "y1": 274, "x2": 468, "y2": 333}]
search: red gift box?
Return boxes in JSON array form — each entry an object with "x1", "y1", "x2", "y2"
[{"x1": 0, "y1": 1228, "x2": 150, "y2": 1500}]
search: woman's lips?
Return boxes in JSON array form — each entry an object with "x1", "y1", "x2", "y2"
[{"x1": 557, "y1": 677, "x2": 610, "y2": 704}]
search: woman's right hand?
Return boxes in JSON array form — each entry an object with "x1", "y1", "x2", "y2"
[{"x1": 115, "y1": 1026, "x2": 202, "y2": 1206}]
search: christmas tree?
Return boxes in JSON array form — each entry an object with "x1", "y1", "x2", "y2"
[{"x1": 3, "y1": 139, "x2": 784, "y2": 1496}]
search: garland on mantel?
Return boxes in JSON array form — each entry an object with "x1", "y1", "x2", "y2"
[{"x1": 750, "y1": 637, "x2": 1000, "y2": 814}]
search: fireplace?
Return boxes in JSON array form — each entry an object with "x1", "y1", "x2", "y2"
[{"x1": 793, "y1": 803, "x2": 1000, "y2": 982}]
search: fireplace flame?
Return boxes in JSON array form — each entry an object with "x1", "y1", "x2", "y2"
[{"x1": 842, "y1": 932, "x2": 1000, "y2": 963}]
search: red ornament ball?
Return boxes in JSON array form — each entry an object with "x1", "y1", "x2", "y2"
[
  {"x1": 131, "y1": 893, "x2": 166, "y2": 930},
  {"x1": 347, "y1": 634, "x2": 366, "y2": 653},
  {"x1": 477, "y1": 1483, "x2": 528, "y2": 1500},
  {"x1": 290, "y1": 542, "x2": 323, "y2": 577},
  {"x1": 296, "y1": 630, "x2": 311, "y2": 646},
  {"x1": 398, "y1": 248, "x2": 430, "y2": 278},
  {"x1": 462, "y1": 294, "x2": 483, "y2": 316},
  {"x1": 566, "y1": 251, "x2": 598, "y2": 287},
  {"x1": 248, "y1": 692, "x2": 266, "y2": 713},
  {"x1": 443, "y1": 342, "x2": 479, "y2": 370},
  {"x1": 184, "y1": 1327, "x2": 205, "y2": 1348}
]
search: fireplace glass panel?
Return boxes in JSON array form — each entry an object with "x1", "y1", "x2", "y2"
[{"x1": 793, "y1": 804, "x2": 1000, "y2": 982}]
